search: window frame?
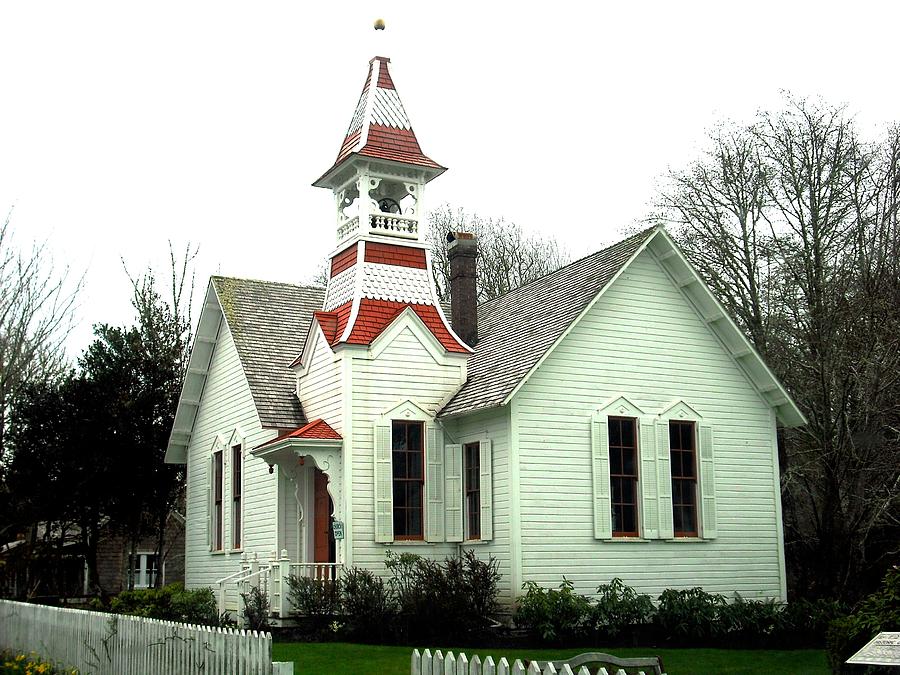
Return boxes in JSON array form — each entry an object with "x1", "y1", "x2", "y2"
[
  {"x1": 212, "y1": 449, "x2": 224, "y2": 551},
  {"x1": 669, "y1": 419, "x2": 699, "y2": 538},
  {"x1": 231, "y1": 444, "x2": 243, "y2": 550},
  {"x1": 608, "y1": 416, "x2": 640, "y2": 538},
  {"x1": 391, "y1": 420, "x2": 425, "y2": 541},
  {"x1": 463, "y1": 441, "x2": 481, "y2": 541},
  {"x1": 130, "y1": 552, "x2": 160, "y2": 589}
]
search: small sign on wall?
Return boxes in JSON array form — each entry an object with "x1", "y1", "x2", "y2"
[{"x1": 332, "y1": 520, "x2": 345, "y2": 540}]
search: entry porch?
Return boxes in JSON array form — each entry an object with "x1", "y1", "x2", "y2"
[{"x1": 217, "y1": 421, "x2": 345, "y2": 622}]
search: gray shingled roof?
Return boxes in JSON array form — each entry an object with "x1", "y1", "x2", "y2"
[
  {"x1": 212, "y1": 277, "x2": 325, "y2": 429},
  {"x1": 439, "y1": 227, "x2": 657, "y2": 418}
]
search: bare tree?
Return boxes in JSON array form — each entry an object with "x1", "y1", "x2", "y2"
[
  {"x1": 657, "y1": 96, "x2": 900, "y2": 601},
  {"x1": 426, "y1": 203, "x2": 570, "y2": 302},
  {"x1": 659, "y1": 127, "x2": 775, "y2": 354},
  {"x1": 0, "y1": 211, "x2": 81, "y2": 463}
]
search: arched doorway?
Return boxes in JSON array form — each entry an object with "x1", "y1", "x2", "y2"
[{"x1": 313, "y1": 468, "x2": 335, "y2": 564}]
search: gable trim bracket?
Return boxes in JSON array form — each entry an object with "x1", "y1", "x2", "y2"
[{"x1": 647, "y1": 228, "x2": 806, "y2": 428}]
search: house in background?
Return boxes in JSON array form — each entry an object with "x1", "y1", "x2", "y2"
[{"x1": 165, "y1": 55, "x2": 804, "y2": 616}]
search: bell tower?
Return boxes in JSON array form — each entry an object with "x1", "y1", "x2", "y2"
[
  {"x1": 313, "y1": 56, "x2": 445, "y2": 245},
  {"x1": 310, "y1": 56, "x2": 470, "y2": 354}
]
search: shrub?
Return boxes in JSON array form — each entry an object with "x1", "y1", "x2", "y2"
[
  {"x1": 286, "y1": 575, "x2": 341, "y2": 623},
  {"x1": 339, "y1": 567, "x2": 395, "y2": 641},
  {"x1": 655, "y1": 587, "x2": 726, "y2": 644},
  {"x1": 515, "y1": 578, "x2": 592, "y2": 644},
  {"x1": 107, "y1": 582, "x2": 219, "y2": 626},
  {"x1": 384, "y1": 550, "x2": 502, "y2": 643},
  {"x1": 240, "y1": 585, "x2": 270, "y2": 631},
  {"x1": 776, "y1": 597, "x2": 845, "y2": 648},
  {"x1": 716, "y1": 594, "x2": 783, "y2": 648},
  {"x1": 592, "y1": 578, "x2": 655, "y2": 640},
  {"x1": 826, "y1": 567, "x2": 900, "y2": 673}
]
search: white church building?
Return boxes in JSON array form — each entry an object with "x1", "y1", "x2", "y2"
[{"x1": 165, "y1": 54, "x2": 804, "y2": 616}]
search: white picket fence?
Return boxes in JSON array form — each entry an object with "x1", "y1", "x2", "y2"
[
  {"x1": 411, "y1": 649, "x2": 664, "y2": 675},
  {"x1": 0, "y1": 598, "x2": 292, "y2": 674}
]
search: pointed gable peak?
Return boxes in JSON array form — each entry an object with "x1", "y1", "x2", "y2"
[{"x1": 315, "y1": 55, "x2": 444, "y2": 188}]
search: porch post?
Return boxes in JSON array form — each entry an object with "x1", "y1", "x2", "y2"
[{"x1": 279, "y1": 549, "x2": 291, "y2": 619}]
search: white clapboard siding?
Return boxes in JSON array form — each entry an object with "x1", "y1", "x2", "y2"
[
  {"x1": 0, "y1": 599, "x2": 287, "y2": 675},
  {"x1": 297, "y1": 327, "x2": 343, "y2": 431},
  {"x1": 350, "y1": 324, "x2": 464, "y2": 569},
  {"x1": 440, "y1": 407, "x2": 511, "y2": 602},
  {"x1": 513, "y1": 248, "x2": 784, "y2": 600},
  {"x1": 184, "y1": 321, "x2": 278, "y2": 592},
  {"x1": 185, "y1": 323, "x2": 278, "y2": 588}
]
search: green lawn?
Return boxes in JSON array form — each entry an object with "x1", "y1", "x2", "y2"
[{"x1": 272, "y1": 642, "x2": 829, "y2": 674}]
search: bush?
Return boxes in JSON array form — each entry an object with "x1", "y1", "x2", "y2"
[
  {"x1": 717, "y1": 594, "x2": 783, "y2": 648},
  {"x1": 241, "y1": 585, "x2": 270, "y2": 631},
  {"x1": 107, "y1": 582, "x2": 220, "y2": 626},
  {"x1": 286, "y1": 574, "x2": 341, "y2": 625},
  {"x1": 515, "y1": 578, "x2": 592, "y2": 644},
  {"x1": 655, "y1": 587, "x2": 726, "y2": 644},
  {"x1": 592, "y1": 578, "x2": 654, "y2": 641},
  {"x1": 384, "y1": 550, "x2": 502, "y2": 643},
  {"x1": 826, "y1": 567, "x2": 900, "y2": 673},
  {"x1": 339, "y1": 567, "x2": 395, "y2": 641},
  {"x1": 776, "y1": 597, "x2": 845, "y2": 648}
]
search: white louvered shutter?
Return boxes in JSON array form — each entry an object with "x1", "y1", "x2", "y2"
[
  {"x1": 656, "y1": 421, "x2": 674, "y2": 539},
  {"x1": 698, "y1": 425, "x2": 718, "y2": 539},
  {"x1": 591, "y1": 416, "x2": 613, "y2": 539},
  {"x1": 374, "y1": 421, "x2": 393, "y2": 543},
  {"x1": 445, "y1": 443, "x2": 463, "y2": 542},
  {"x1": 425, "y1": 423, "x2": 445, "y2": 542},
  {"x1": 207, "y1": 454, "x2": 214, "y2": 551},
  {"x1": 639, "y1": 417, "x2": 659, "y2": 539},
  {"x1": 479, "y1": 439, "x2": 493, "y2": 541}
]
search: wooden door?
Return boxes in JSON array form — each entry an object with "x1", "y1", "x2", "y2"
[{"x1": 313, "y1": 469, "x2": 335, "y2": 564}]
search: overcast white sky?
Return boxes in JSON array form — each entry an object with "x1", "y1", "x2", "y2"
[{"x1": 2, "y1": 1, "x2": 898, "y2": 357}]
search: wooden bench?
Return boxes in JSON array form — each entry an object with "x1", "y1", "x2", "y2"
[{"x1": 532, "y1": 651, "x2": 666, "y2": 675}]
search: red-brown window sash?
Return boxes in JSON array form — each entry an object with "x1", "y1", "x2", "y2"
[
  {"x1": 232, "y1": 445, "x2": 242, "y2": 549},
  {"x1": 213, "y1": 450, "x2": 223, "y2": 551},
  {"x1": 670, "y1": 420, "x2": 698, "y2": 537},
  {"x1": 464, "y1": 442, "x2": 481, "y2": 540},
  {"x1": 608, "y1": 417, "x2": 639, "y2": 537},
  {"x1": 392, "y1": 421, "x2": 424, "y2": 540}
]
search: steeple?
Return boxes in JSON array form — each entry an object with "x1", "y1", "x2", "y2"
[
  {"x1": 313, "y1": 56, "x2": 446, "y2": 246},
  {"x1": 310, "y1": 56, "x2": 470, "y2": 356}
]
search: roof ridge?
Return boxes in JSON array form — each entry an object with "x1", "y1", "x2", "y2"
[
  {"x1": 212, "y1": 275, "x2": 326, "y2": 292},
  {"x1": 477, "y1": 225, "x2": 660, "y2": 310}
]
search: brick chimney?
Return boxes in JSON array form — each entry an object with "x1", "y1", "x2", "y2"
[{"x1": 447, "y1": 231, "x2": 478, "y2": 347}]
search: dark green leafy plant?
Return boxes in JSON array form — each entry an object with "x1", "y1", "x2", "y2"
[
  {"x1": 655, "y1": 587, "x2": 726, "y2": 644},
  {"x1": 515, "y1": 578, "x2": 592, "y2": 644},
  {"x1": 339, "y1": 567, "x2": 395, "y2": 641},
  {"x1": 106, "y1": 582, "x2": 220, "y2": 626},
  {"x1": 827, "y1": 567, "x2": 900, "y2": 673},
  {"x1": 592, "y1": 578, "x2": 655, "y2": 638},
  {"x1": 286, "y1": 575, "x2": 341, "y2": 620},
  {"x1": 240, "y1": 584, "x2": 270, "y2": 631}
]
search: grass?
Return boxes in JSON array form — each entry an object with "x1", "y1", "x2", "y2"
[{"x1": 272, "y1": 641, "x2": 830, "y2": 674}]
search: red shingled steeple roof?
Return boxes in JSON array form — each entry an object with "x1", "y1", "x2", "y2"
[{"x1": 315, "y1": 57, "x2": 445, "y2": 186}]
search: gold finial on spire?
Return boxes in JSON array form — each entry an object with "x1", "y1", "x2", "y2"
[{"x1": 374, "y1": 18, "x2": 386, "y2": 30}]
